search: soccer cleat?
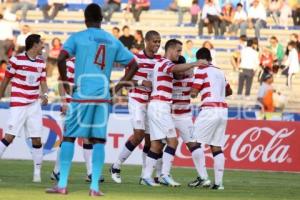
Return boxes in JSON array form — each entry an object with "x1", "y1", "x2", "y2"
[
  {"x1": 50, "y1": 171, "x2": 60, "y2": 182},
  {"x1": 89, "y1": 189, "x2": 104, "y2": 197},
  {"x1": 85, "y1": 174, "x2": 105, "y2": 183},
  {"x1": 33, "y1": 174, "x2": 41, "y2": 183},
  {"x1": 159, "y1": 175, "x2": 181, "y2": 187},
  {"x1": 211, "y1": 184, "x2": 224, "y2": 190},
  {"x1": 140, "y1": 178, "x2": 161, "y2": 187},
  {"x1": 45, "y1": 186, "x2": 68, "y2": 194},
  {"x1": 110, "y1": 165, "x2": 121, "y2": 183},
  {"x1": 188, "y1": 177, "x2": 211, "y2": 188}
]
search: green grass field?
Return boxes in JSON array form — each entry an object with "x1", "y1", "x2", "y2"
[{"x1": 0, "y1": 160, "x2": 299, "y2": 200}]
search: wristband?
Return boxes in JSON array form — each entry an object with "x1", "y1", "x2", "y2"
[{"x1": 137, "y1": 80, "x2": 143, "y2": 86}]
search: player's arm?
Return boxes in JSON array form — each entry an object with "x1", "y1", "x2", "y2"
[
  {"x1": 0, "y1": 77, "x2": 11, "y2": 100},
  {"x1": 172, "y1": 60, "x2": 208, "y2": 74},
  {"x1": 57, "y1": 52, "x2": 70, "y2": 94},
  {"x1": 114, "y1": 60, "x2": 139, "y2": 94},
  {"x1": 40, "y1": 80, "x2": 48, "y2": 105}
]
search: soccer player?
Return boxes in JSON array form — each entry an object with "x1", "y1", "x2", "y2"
[
  {"x1": 46, "y1": 3, "x2": 138, "y2": 196},
  {"x1": 0, "y1": 34, "x2": 48, "y2": 183},
  {"x1": 110, "y1": 30, "x2": 161, "y2": 184},
  {"x1": 190, "y1": 47, "x2": 232, "y2": 190},
  {"x1": 141, "y1": 39, "x2": 205, "y2": 186},
  {"x1": 51, "y1": 57, "x2": 104, "y2": 183},
  {"x1": 172, "y1": 56, "x2": 211, "y2": 187}
]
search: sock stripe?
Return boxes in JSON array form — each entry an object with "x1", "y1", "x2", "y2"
[
  {"x1": 147, "y1": 150, "x2": 160, "y2": 160},
  {"x1": 1, "y1": 139, "x2": 10, "y2": 146},
  {"x1": 164, "y1": 146, "x2": 176, "y2": 156},
  {"x1": 143, "y1": 145, "x2": 150, "y2": 153},
  {"x1": 32, "y1": 144, "x2": 42, "y2": 148},
  {"x1": 125, "y1": 141, "x2": 136, "y2": 151},
  {"x1": 212, "y1": 150, "x2": 223, "y2": 157},
  {"x1": 83, "y1": 143, "x2": 93, "y2": 149}
]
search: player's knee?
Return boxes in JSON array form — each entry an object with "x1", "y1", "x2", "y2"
[
  {"x1": 31, "y1": 137, "x2": 42, "y2": 147},
  {"x1": 62, "y1": 137, "x2": 76, "y2": 143},
  {"x1": 166, "y1": 138, "x2": 178, "y2": 149},
  {"x1": 187, "y1": 142, "x2": 201, "y2": 153},
  {"x1": 210, "y1": 145, "x2": 223, "y2": 156},
  {"x1": 4, "y1": 134, "x2": 15, "y2": 144}
]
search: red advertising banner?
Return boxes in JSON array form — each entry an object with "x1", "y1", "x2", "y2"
[{"x1": 174, "y1": 119, "x2": 300, "y2": 172}]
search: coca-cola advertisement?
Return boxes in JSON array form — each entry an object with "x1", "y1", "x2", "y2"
[{"x1": 174, "y1": 120, "x2": 300, "y2": 172}]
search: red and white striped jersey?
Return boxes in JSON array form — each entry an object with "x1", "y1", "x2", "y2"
[
  {"x1": 65, "y1": 57, "x2": 75, "y2": 103},
  {"x1": 129, "y1": 51, "x2": 161, "y2": 103},
  {"x1": 150, "y1": 58, "x2": 175, "y2": 103},
  {"x1": 172, "y1": 75, "x2": 193, "y2": 115},
  {"x1": 5, "y1": 53, "x2": 46, "y2": 107},
  {"x1": 192, "y1": 64, "x2": 230, "y2": 108}
]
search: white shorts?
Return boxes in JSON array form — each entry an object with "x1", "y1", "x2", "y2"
[
  {"x1": 128, "y1": 97, "x2": 149, "y2": 133},
  {"x1": 147, "y1": 101, "x2": 176, "y2": 141},
  {"x1": 173, "y1": 113, "x2": 194, "y2": 143},
  {"x1": 6, "y1": 101, "x2": 43, "y2": 138},
  {"x1": 193, "y1": 108, "x2": 228, "y2": 147}
]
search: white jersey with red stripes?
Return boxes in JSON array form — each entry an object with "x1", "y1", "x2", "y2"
[
  {"x1": 192, "y1": 64, "x2": 230, "y2": 108},
  {"x1": 172, "y1": 75, "x2": 193, "y2": 115},
  {"x1": 150, "y1": 57, "x2": 175, "y2": 103},
  {"x1": 129, "y1": 51, "x2": 161, "y2": 104},
  {"x1": 5, "y1": 53, "x2": 46, "y2": 107},
  {"x1": 65, "y1": 57, "x2": 75, "y2": 103}
]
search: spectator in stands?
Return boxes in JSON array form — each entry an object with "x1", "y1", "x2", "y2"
[
  {"x1": 0, "y1": 60, "x2": 6, "y2": 82},
  {"x1": 119, "y1": 25, "x2": 135, "y2": 49},
  {"x1": 127, "y1": 0, "x2": 150, "y2": 22},
  {"x1": 290, "y1": 0, "x2": 300, "y2": 26},
  {"x1": 231, "y1": 35, "x2": 247, "y2": 71},
  {"x1": 268, "y1": 36, "x2": 284, "y2": 73},
  {"x1": 9, "y1": 0, "x2": 36, "y2": 21},
  {"x1": 112, "y1": 26, "x2": 120, "y2": 38},
  {"x1": 190, "y1": 0, "x2": 201, "y2": 25},
  {"x1": 257, "y1": 74, "x2": 275, "y2": 112},
  {"x1": 46, "y1": 37, "x2": 62, "y2": 76},
  {"x1": 131, "y1": 30, "x2": 144, "y2": 53},
  {"x1": 183, "y1": 40, "x2": 197, "y2": 63},
  {"x1": 284, "y1": 41, "x2": 300, "y2": 88},
  {"x1": 241, "y1": 0, "x2": 267, "y2": 40},
  {"x1": 16, "y1": 24, "x2": 31, "y2": 53},
  {"x1": 177, "y1": 0, "x2": 193, "y2": 26},
  {"x1": 279, "y1": 1, "x2": 291, "y2": 27},
  {"x1": 228, "y1": 3, "x2": 247, "y2": 36},
  {"x1": 267, "y1": 0, "x2": 282, "y2": 25},
  {"x1": 202, "y1": 40, "x2": 216, "y2": 65},
  {"x1": 0, "y1": 14, "x2": 14, "y2": 62},
  {"x1": 42, "y1": 0, "x2": 66, "y2": 20},
  {"x1": 258, "y1": 47, "x2": 274, "y2": 83},
  {"x1": 220, "y1": 2, "x2": 234, "y2": 36},
  {"x1": 198, "y1": 0, "x2": 222, "y2": 36},
  {"x1": 238, "y1": 39, "x2": 259, "y2": 97},
  {"x1": 102, "y1": 0, "x2": 121, "y2": 22}
]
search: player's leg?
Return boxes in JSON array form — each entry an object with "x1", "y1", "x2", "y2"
[
  {"x1": 0, "y1": 134, "x2": 15, "y2": 157},
  {"x1": 26, "y1": 101, "x2": 44, "y2": 183},
  {"x1": 140, "y1": 121, "x2": 151, "y2": 180},
  {"x1": 111, "y1": 99, "x2": 147, "y2": 183},
  {"x1": 186, "y1": 142, "x2": 210, "y2": 187},
  {"x1": 82, "y1": 139, "x2": 93, "y2": 182},
  {"x1": 51, "y1": 143, "x2": 61, "y2": 181},
  {"x1": 89, "y1": 103, "x2": 109, "y2": 196},
  {"x1": 31, "y1": 137, "x2": 43, "y2": 182}
]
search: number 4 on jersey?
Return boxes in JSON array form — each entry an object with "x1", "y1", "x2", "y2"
[{"x1": 94, "y1": 44, "x2": 106, "y2": 69}]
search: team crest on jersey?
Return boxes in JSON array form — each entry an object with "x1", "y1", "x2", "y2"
[{"x1": 6, "y1": 63, "x2": 12, "y2": 71}]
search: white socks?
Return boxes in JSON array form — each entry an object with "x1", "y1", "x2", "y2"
[
  {"x1": 83, "y1": 144, "x2": 93, "y2": 175},
  {"x1": 191, "y1": 147, "x2": 208, "y2": 179},
  {"x1": 113, "y1": 141, "x2": 136, "y2": 169},
  {"x1": 0, "y1": 139, "x2": 8, "y2": 158},
  {"x1": 161, "y1": 146, "x2": 176, "y2": 177},
  {"x1": 32, "y1": 146, "x2": 43, "y2": 176},
  {"x1": 143, "y1": 151, "x2": 159, "y2": 179},
  {"x1": 213, "y1": 152, "x2": 225, "y2": 185},
  {"x1": 53, "y1": 147, "x2": 61, "y2": 173}
]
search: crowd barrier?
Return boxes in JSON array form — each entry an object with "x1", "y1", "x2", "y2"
[{"x1": 0, "y1": 103, "x2": 299, "y2": 172}]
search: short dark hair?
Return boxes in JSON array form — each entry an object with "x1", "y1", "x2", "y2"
[
  {"x1": 288, "y1": 41, "x2": 297, "y2": 48},
  {"x1": 25, "y1": 34, "x2": 41, "y2": 51},
  {"x1": 0, "y1": 60, "x2": 7, "y2": 65},
  {"x1": 173, "y1": 55, "x2": 186, "y2": 64},
  {"x1": 196, "y1": 47, "x2": 212, "y2": 62},
  {"x1": 84, "y1": 3, "x2": 103, "y2": 23},
  {"x1": 247, "y1": 39, "x2": 254, "y2": 47},
  {"x1": 122, "y1": 25, "x2": 129, "y2": 31},
  {"x1": 237, "y1": 3, "x2": 243, "y2": 7},
  {"x1": 165, "y1": 39, "x2": 182, "y2": 51},
  {"x1": 240, "y1": 35, "x2": 247, "y2": 41},
  {"x1": 145, "y1": 30, "x2": 160, "y2": 41},
  {"x1": 112, "y1": 26, "x2": 120, "y2": 32}
]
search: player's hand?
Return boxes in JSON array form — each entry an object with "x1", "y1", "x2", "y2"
[
  {"x1": 142, "y1": 80, "x2": 152, "y2": 88},
  {"x1": 204, "y1": 18, "x2": 209, "y2": 23},
  {"x1": 40, "y1": 93, "x2": 48, "y2": 105},
  {"x1": 61, "y1": 103, "x2": 68, "y2": 115}
]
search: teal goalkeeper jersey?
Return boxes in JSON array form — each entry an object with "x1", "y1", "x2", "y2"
[{"x1": 62, "y1": 27, "x2": 134, "y2": 100}]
